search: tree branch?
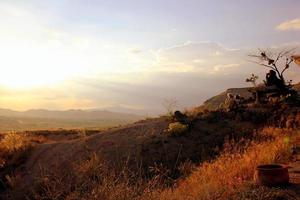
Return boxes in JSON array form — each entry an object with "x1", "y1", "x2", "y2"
[
  {"x1": 280, "y1": 59, "x2": 293, "y2": 77},
  {"x1": 247, "y1": 59, "x2": 276, "y2": 71}
]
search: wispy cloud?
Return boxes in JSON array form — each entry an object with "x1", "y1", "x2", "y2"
[
  {"x1": 128, "y1": 48, "x2": 142, "y2": 54},
  {"x1": 211, "y1": 64, "x2": 240, "y2": 74},
  {"x1": 276, "y1": 18, "x2": 300, "y2": 31},
  {"x1": 152, "y1": 41, "x2": 244, "y2": 74}
]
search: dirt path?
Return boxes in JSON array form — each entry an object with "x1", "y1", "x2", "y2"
[{"x1": 288, "y1": 137, "x2": 300, "y2": 196}]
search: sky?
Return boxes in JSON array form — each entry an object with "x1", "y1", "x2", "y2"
[{"x1": 0, "y1": 0, "x2": 300, "y2": 115}]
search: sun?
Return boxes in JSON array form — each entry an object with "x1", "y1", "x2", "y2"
[
  {"x1": 0, "y1": 43, "x2": 84, "y2": 89},
  {"x1": 0, "y1": 67, "x2": 62, "y2": 88},
  {"x1": 0, "y1": 60, "x2": 69, "y2": 89}
]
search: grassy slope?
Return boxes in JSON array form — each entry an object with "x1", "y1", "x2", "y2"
[{"x1": 156, "y1": 128, "x2": 300, "y2": 200}]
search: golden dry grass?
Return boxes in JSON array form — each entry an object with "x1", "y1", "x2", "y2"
[
  {"x1": 0, "y1": 132, "x2": 31, "y2": 151},
  {"x1": 0, "y1": 132, "x2": 33, "y2": 192},
  {"x1": 155, "y1": 127, "x2": 297, "y2": 200},
  {"x1": 0, "y1": 132, "x2": 32, "y2": 168}
]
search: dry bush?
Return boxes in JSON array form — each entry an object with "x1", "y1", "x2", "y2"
[
  {"x1": 0, "y1": 132, "x2": 31, "y2": 152},
  {"x1": 165, "y1": 122, "x2": 188, "y2": 137},
  {"x1": 0, "y1": 132, "x2": 32, "y2": 171},
  {"x1": 0, "y1": 132, "x2": 35, "y2": 199},
  {"x1": 154, "y1": 127, "x2": 296, "y2": 200}
]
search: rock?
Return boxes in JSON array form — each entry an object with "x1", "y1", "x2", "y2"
[{"x1": 173, "y1": 111, "x2": 189, "y2": 125}]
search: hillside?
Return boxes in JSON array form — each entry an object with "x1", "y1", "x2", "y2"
[
  {"x1": 202, "y1": 83, "x2": 300, "y2": 110},
  {"x1": 1, "y1": 87, "x2": 300, "y2": 199}
]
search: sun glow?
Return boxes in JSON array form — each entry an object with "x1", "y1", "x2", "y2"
[
  {"x1": 0, "y1": 44, "x2": 83, "y2": 88},
  {"x1": 0, "y1": 3, "x2": 97, "y2": 89}
]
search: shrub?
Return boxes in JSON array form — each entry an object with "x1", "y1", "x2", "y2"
[
  {"x1": 0, "y1": 132, "x2": 32, "y2": 170},
  {"x1": 165, "y1": 122, "x2": 188, "y2": 136},
  {"x1": 0, "y1": 132, "x2": 33, "y2": 194},
  {"x1": 0, "y1": 132, "x2": 30, "y2": 152}
]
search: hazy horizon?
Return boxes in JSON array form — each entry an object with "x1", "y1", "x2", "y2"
[{"x1": 0, "y1": 0, "x2": 300, "y2": 115}]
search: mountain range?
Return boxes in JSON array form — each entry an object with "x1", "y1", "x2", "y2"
[
  {"x1": 0, "y1": 108, "x2": 142, "y2": 132},
  {"x1": 0, "y1": 108, "x2": 141, "y2": 120}
]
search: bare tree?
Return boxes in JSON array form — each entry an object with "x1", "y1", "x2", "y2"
[
  {"x1": 249, "y1": 49, "x2": 295, "y2": 84},
  {"x1": 162, "y1": 98, "x2": 179, "y2": 116}
]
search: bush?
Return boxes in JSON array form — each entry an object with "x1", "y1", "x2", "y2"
[
  {"x1": 0, "y1": 132, "x2": 32, "y2": 170},
  {"x1": 0, "y1": 132, "x2": 30, "y2": 152},
  {"x1": 0, "y1": 132, "x2": 33, "y2": 193},
  {"x1": 165, "y1": 122, "x2": 188, "y2": 136}
]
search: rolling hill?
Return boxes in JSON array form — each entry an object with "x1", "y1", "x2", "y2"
[{"x1": 0, "y1": 109, "x2": 142, "y2": 132}]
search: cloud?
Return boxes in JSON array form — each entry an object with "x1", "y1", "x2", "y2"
[
  {"x1": 276, "y1": 18, "x2": 300, "y2": 31},
  {"x1": 211, "y1": 64, "x2": 240, "y2": 74},
  {"x1": 152, "y1": 41, "x2": 244, "y2": 74},
  {"x1": 128, "y1": 48, "x2": 142, "y2": 54}
]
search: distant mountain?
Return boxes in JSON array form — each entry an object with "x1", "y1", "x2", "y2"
[
  {"x1": 0, "y1": 108, "x2": 143, "y2": 131},
  {"x1": 0, "y1": 108, "x2": 141, "y2": 121}
]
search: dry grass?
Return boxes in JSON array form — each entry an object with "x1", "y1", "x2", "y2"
[
  {"x1": 0, "y1": 132, "x2": 32, "y2": 169},
  {"x1": 0, "y1": 132, "x2": 48, "y2": 193},
  {"x1": 2, "y1": 127, "x2": 299, "y2": 200},
  {"x1": 25, "y1": 153, "x2": 159, "y2": 200},
  {"x1": 154, "y1": 128, "x2": 297, "y2": 200},
  {"x1": 232, "y1": 185, "x2": 298, "y2": 200},
  {"x1": 0, "y1": 133, "x2": 32, "y2": 196}
]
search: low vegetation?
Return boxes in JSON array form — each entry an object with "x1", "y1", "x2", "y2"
[
  {"x1": 2, "y1": 126, "x2": 298, "y2": 200},
  {"x1": 165, "y1": 122, "x2": 188, "y2": 136},
  {"x1": 0, "y1": 132, "x2": 34, "y2": 190},
  {"x1": 156, "y1": 128, "x2": 298, "y2": 200}
]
